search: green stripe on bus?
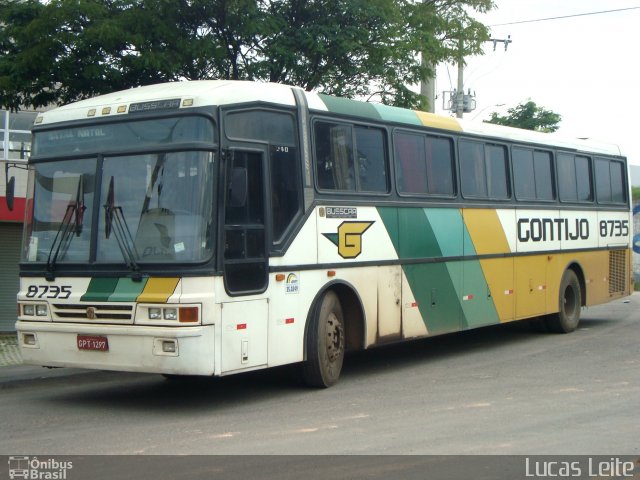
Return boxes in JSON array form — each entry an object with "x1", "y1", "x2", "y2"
[
  {"x1": 108, "y1": 277, "x2": 148, "y2": 302},
  {"x1": 397, "y1": 208, "x2": 442, "y2": 258},
  {"x1": 372, "y1": 104, "x2": 422, "y2": 125},
  {"x1": 424, "y1": 208, "x2": 465, "y2": 257},
  {"x1": 377, "y1": 206, "x2": 500, "y2": 332},
  {"x1": 318, "y1": 94, "x2": 382, "y2": 121},
  {"x1": 404, "y1": 262, "x2": 463, "y2": 335},
  {"x1": 460, "y1": 260, "x2": 500, "y2": 329},
  {"x1": 81, "y1": 277, "x2": 120, "y2": 302},
  {"x1": 378, "y1": 207, "x2": 462, "y2": 333}
]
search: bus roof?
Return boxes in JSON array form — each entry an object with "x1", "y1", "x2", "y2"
[{"x1": 35, "y1": 80, "x2": 622, "y2": 157}]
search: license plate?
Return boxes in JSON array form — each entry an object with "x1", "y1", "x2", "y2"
[{"x1": 77, "y1": 335, "x2": 109, "y2": 351}]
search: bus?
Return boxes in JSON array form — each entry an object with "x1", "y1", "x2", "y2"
[{"x1": 9, "y1": 80, "x2": 632, "y2": 387}]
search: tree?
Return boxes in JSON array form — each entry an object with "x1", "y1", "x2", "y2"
[
  {"x1": 0, "y1": 0, "x2": 494, "y2": 111},
  {"x1": 486, "y1": 100, "x2": 562, "y2": 133}
]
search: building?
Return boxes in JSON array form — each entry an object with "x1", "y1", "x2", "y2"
[{"x1": 0, "y1": 109, "x2": 37, "y2": 332}]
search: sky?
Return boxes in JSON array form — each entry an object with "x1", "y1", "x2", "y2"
[{"x1": 433, "y1": 0, "x2": 640, "y2": 167}]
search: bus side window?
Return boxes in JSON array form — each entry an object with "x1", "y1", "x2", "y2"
[
  {"x1": 315, "y1": 121, "x2": 355, "y2": 191},
  {"x1": 225, "y1": 109, "x2": 302, "y2": 246},
  {"x1": 270, "y1": 145, "x2": 302, "y2": 242},
  {"x1": 558, "y1": 153, "x2": 593, "y2": 203},
  {"x1": 558, "y1": 153, "x2": 577, "y2": 201},
  {"x1": 486, "y1": 144, "x2": 509, "y2": 199},
  {"x1": 513, "y1": 147, "x2": 536, "y2": 200},
  {"x1": 354, "y1": 127, "x2": 388, "y2": 193},
  {"x1": 595, "y1": 157, "x2": 627, "y2": 204},
  {"x1": 533, "y1": 150, "x2": 554, "y2": 200},
  {"x1": 395, "y1": 131, "x2": 428, "y2": 194},
  {"x1": 459, "y1": 139, "x2": 487, "y2": 198},
  {"x1": 426, "y1": 136, "x2": 454, "y2": 196},
  {"x1": 514, "y1": 147, "x2": 555, "y2": 201}
]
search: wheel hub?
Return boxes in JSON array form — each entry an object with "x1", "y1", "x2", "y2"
[{"x1": 326, "y1": 313, "x2": 344, "y2": 362}]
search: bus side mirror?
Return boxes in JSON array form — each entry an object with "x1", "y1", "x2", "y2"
[
  {"x1": 229, "y1": 167, "x2": 248, "y2": 208},
  {"x1": 5, "y1": 173, "x2": 15, "y2": 211}
]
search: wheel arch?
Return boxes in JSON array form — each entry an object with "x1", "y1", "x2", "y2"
[{"x1": 303, "y1": 280, "x2": 366, "y2": 360}]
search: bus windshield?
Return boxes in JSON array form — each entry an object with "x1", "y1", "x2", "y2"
[{"x1": 24, "y1": 144, "x2": 215, "y2": 266}]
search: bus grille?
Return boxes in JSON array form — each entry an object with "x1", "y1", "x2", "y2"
[
  {"x1": 608, "y1": 250, "x2": 627, "y2": 295},
  {"x1": 52, "y1": 304, "x2": 134, "y2": 323}
]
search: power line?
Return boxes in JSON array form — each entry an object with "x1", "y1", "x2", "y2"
[{"x1": 490, "y1": 6, "x2": 640, "y2": 27}]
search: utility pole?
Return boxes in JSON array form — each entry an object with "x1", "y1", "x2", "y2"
[
  {"x1": 420, "y1": 60, "x2": 436, "y2": 113},
  {"x1": 456, "y1": 37, "x2": 464, "y2": 119},
  {"x1": 420, "y1": 0, "x2": 436, "y2": 112},
  {"x1": 450, "y1": 35, "x2": 511, "y2": 118}
]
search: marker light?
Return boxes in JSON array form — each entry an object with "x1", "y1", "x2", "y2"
[{"x1": 179, "y1": 307, "x2": 199, "y2": 323}]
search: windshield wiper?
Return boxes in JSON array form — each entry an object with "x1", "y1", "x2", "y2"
[
  {"x1": 104, "y1": 176, "x2": 142, "y2": 279},
  {"x1": 46, "y1": 175, "x2": 86, "y2": 280}
]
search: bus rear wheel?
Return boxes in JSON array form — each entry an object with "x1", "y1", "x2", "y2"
[
  {"x1": 302, "y1": 291, "x2": 345, "y2": 388},
  {"x1": 546, "y1": 269, "x2": 582, "y2": 333}
]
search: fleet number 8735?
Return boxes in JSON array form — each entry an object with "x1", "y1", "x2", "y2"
[
  {"x1": 25, "y1": 285, "x2": 72, "y2": 299},
  {"x1": 600, "y1": 219, "x2": 629, "y2": 238}
]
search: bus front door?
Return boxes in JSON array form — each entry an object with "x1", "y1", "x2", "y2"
[
  {"x1": 222, "y1": 148, "x2": 268, "y2": 295},
  {"x1": 221, "y1": 148, "x2": 269, "y2": 372}
]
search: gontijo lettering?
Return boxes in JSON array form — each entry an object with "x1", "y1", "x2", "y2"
[{"x1": 518, "y1": 217, "x2": 589, "y2": 242}]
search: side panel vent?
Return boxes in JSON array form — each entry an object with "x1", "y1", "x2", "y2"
[{"x1": 608, "y1": 250, "x2": 627, "y2": 296}]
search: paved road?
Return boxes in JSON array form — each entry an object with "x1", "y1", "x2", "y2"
[{"x1": 1, "y1": 295, "x2": 638, "y2": 456}]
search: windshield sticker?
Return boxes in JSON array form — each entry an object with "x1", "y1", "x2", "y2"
[{"x1": 285, "y1": 273, "x2": 299, "y2": 294}]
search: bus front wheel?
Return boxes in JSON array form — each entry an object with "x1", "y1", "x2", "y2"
[
  {"x1": 546, "y1": 269, "x2": 582, "y2": 333},
  {"x1": 302, "y1": 291, "x2": 345, "y2": 388}
]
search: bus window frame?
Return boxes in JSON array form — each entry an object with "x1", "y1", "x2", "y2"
[
  {"x1": 392, "y1": 127, "x2": 458, "y2": 200},
  {"x1": 458, "y1": 137, "x2": 513, "y2": 202},
  {"x1": 594, "y1": 156, "x2": 628, "y2": 206},
  {"x1": 24, "y1": 110, "x2": 220, "y2": 277},
  {"x1": 311, "y1": 116, "x2": 392, "y2": 198},
  {"x1": 30, "y1": 110, "x2": 218, "y2": 161},
  {"x1": 220, "y1": 105, "x2": 305, "y2": 257},
  {"x1": 511, "y1": 145, "x2": 557, "y2": 204},
  {"x1": 556, "y1": 151, "x2": 595, "y2": 205}
]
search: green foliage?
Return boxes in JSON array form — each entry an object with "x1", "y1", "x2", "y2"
[
  {"x1": 486, "y1": 100, "x2": 562, "y2": 133},
  {"x1": 632, "y1": 186, "x2": 640, "y2": 201},
  {"x1": 0, "y1": 0, "x2": 494, "y2": 110}
]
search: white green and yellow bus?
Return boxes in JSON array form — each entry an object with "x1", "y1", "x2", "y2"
[{"x1": 10, "y1": 81, "x2": 632, "y2": 387}]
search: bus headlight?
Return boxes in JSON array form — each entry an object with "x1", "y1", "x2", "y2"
[
  {"x1": 163, "y1": 308, "x2": 178, "y2": 321},
  {"x1": 36, "y1": 304, "x2": 48, "y2": 316},
  {"x1": 140, "y1": 305, "x2": 200, "y2": 324},
  {"x1": 23, "y1": 305, "x2": 35, "y2": 316}
]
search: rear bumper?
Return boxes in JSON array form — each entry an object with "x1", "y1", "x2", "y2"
[{"x1": 15, "y1": 321, "x2": 215, "y2": 376}]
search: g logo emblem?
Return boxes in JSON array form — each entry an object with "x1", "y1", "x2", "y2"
[
  {"x1": 323, "y1": 221, "x2": 374, "y2": 259},
  {"x1": 86, "y1": 307, "x2": 96, "y2": 319}
]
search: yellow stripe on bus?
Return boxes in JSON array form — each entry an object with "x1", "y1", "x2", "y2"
[
  {"x1": 415, "y1": 111, "x2": 463, "y2": 131},
  {"x1": 136, "y1": 277, "x2": 180, "y2": 303},
  {"x1": 463, "y1": 209, "x2": 511, "y2": 255}
]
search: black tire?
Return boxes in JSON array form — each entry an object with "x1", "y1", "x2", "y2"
[
  {"x1": 302, "y1": 291, "x2": 345, "y2": 388},
  {"x1": 546, "y1": 269, "x2": 582, "y2": 333}
]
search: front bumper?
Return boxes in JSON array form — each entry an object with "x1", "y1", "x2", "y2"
[{"x1": 16, "y1": 321, "x2": 215, "y2": 376}]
